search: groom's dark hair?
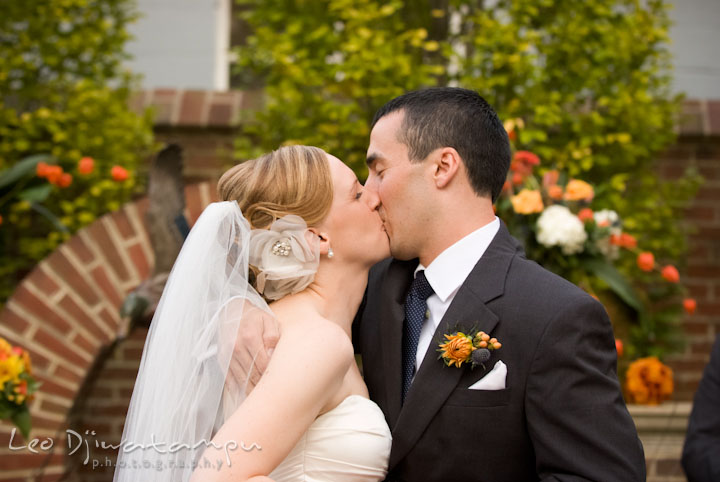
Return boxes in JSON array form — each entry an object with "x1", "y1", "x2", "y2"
[{"x1": 371, "y1": 87, "x2": 511, "y2": 203}]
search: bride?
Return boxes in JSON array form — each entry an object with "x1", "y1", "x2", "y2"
[{"x1": 113, "y1": 145, "x2": 392, "y2": 481}]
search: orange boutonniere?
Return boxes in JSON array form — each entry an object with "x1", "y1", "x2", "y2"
[{"x1": 437, "y1": 328, "x2": 501, "y2": 369}]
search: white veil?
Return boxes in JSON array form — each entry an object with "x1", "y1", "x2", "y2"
[{"x1": 113, "y1": 200, "x2": 275, "y2": 481}]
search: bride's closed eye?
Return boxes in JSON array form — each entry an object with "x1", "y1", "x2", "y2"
[{"x1": 355, "y1": 190, "x2": 363, "y2": 200}]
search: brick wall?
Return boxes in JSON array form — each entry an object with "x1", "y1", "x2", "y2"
[
  {"x1": 0, "y1": 182, "x2": 218, "y2": 481},
  {"x1": 0, "y1": 89, "x2": 717, "y2": 480}
]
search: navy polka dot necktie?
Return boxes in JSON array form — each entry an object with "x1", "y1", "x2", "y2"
[{"x1": 401, "y1": 270, "x2": 434, "y2": 404}]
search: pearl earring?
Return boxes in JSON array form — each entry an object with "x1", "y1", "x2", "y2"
[{"x1": 327, "y1": 247, "x2": 334, "y2": 259}]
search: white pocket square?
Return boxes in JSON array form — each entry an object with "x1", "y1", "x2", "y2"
[{"x1": 467, "y1": 360, "x2": 507, "y2": 390}]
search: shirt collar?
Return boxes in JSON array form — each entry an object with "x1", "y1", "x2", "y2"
[{"x1": 414, "y1": 217, "x2": 500, "y2": 302}]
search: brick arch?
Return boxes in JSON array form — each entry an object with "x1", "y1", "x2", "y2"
[{"x1": 0, "y1": 182, "x2": 218, "y2": 481}]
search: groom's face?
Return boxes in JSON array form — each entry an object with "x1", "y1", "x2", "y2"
[{"x1": 365, "y1": 111, "x2": 430, "y2": 260}]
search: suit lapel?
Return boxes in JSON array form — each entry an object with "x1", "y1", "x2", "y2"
[
  {"x1": 378, "y1": 258, "x2": 416, "y2": 428},
  {"x1": 388, "y1": 221, "x2": 520, "y2": 469}
]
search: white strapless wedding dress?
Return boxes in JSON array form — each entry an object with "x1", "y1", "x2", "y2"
[{"x1": 269, "y1": 394, "x2": 392, "y2": 481}]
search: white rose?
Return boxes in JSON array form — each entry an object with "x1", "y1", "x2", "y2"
[
  {"x1": 536, "y1": 205, "x2": 588, "y2": 255},
  {"x1": 249, "y1": 215, "x2": 320, "y2": 300}
]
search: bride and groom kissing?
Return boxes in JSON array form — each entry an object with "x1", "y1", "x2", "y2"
[{"x1": 114, "y1": 88, "x2": 646, "y2": 481}]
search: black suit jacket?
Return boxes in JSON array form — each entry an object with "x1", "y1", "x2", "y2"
[
  {"x1": 682, "y1": 335, "x2": 720, "y2": 482},
  {"x1": 354, "y1": 221, "x2": 645, "y2": 481}
]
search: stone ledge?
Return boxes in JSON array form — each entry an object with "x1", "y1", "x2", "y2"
[
  {"x1": 629, "y1": 401, "x2": 692, "y2": 433},
  {"x1": 129, "y1": 88, "x2": 720, "y2": 137}
]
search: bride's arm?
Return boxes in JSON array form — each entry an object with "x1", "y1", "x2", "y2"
[{"x1": 190, "y1": 317, "x2": 353, "y2": 482}]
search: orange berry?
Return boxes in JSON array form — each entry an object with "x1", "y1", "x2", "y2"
[
  {"x1": 478, "y1": 340, "x2": 488, "y2": 348},
  {"x1": 683, "y1": 298, "x2": 697, "y2": 315},
  {"x1": 58, "y1": 173, "x2": 72, "y2": 188},
  {"x1": 111, "y1": 165, "x2": 129, "y2": 182},
  {"x1": 78, "y1": 156, "x2": 94, "y2": 175},
  {"x1": 492, "y1": 342, "x2": 502, "y2": 350},
  {"x1": 619, "y1": 233, "x2": 637, "y2": 249},
  {"x1": 36, "y1": 161, "x2": 50, "y2": 178},
  {"x1": 637, "y1": 252, "x2": 655, "y2": 272},
  {"x1": 661, "y1": 265, "x2": 680, "y2": 283},
  {"x1": 45, "y1": 165, "x2": 63, "y2": 185}
]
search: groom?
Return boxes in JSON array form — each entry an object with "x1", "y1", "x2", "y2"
[{"x1": 353, "y1": 87, "x2": 646, "y2": 481}]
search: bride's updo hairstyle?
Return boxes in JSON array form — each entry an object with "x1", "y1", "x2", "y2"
[{"x1": 217, "y1": 145, "x2": 333, "y2": 229}]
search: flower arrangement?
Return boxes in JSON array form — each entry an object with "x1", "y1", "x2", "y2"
[
  {"x1": 495, "y1": 120, "x2": 697, "y2": 404},
  {"x1": 437, "y1": 329, "x2": 501, "y2": 369},
  {"x1": 624, "y1": 356, "x2": 674, "y2": 405},
  {"x1": 0, "y1": 337, "x2": 39, "y2": 438}
]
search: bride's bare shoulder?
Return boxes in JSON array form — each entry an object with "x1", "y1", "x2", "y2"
[{"x1": 269, "y1": 303, "x2": 354, "y2": 375}]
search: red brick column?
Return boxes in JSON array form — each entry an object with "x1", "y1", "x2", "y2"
[{"x1": 0, "y1": 182, "x2": 217, "y2": 481}]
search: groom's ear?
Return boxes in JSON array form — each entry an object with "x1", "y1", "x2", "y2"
[{"x1": 432, "y1": 147, "x2": 462, "y2": 189}]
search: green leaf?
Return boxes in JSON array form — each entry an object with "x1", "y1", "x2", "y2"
[
  {"x1": 11, "y1": 407, "x2": 32, "y2": 440},
  {"x1": 18, "y1": 184, "x2": 53, "y2": 203},
  {"x1": 30, "y1": 202, "x2": 69, "y2": 233},
  {"x1": 585, "y1": 259, "x2": 644, "y2": 314},
  {"x1": 0, "y1": 154, "x2": 54, "y2": 189}
]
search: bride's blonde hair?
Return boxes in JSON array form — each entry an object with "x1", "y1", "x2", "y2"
[{"x1": 217, "y1": 145, "x2": 334, "y2": 229}]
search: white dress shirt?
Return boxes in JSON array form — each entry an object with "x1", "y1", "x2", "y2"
[{"x1": 412, "y1": 217, "x2": 500, "y2": 379}]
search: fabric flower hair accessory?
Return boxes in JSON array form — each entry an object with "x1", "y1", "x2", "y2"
[
  {"x1": 249, "y1": 215, "x2": 320, "y2": 300},
  {"x1": 438, "y1": 329, "x2": 501, "y2": 369}
]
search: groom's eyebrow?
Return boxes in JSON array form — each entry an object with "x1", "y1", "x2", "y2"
[{"x1": 366, "y1": 153, "x2": 380, "y2": 168}]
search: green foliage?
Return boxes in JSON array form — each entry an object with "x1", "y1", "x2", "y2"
[
  {"x1": 234, "y1": 0, "x2": 445, "y2": 174},
  {"x1": 0, "y1": 0, "x2": 154, "y2": 305},
  {"x1": 234, "y1": 0, "x2": 700, "y2": 359}
]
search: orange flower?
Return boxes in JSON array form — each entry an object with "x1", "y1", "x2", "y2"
[
  {"x1": 45, "y1": 165, "x2": 63, "y2": 185},
  {"x1": 58, "y1": 173, "x2": 72, "y2": 188},
  {"x1": 439, "y1": 334, "x2": 474, "y2": 368},
  {"x1": 577, "y1": 208, "x2": 594, "y2": 222},
  {"x1": 661, "y1": 265, "x2": 679, "y2": 283},
  {"x1": 511, "y1": 189, "x2": 544, "y2": 215},
  {"x1": 625, "y1": 357, "x2": 674, "y2": 405},
  {"x1": 514, "y1": 150, "x2": 540, "y2": 166},
  {"x1": 502, "y1": 181, "x2": 511, "y2": 193},
  {"x1": 615, "y1": 339, "x2": 624, "y2": 357},
  {"x1": 36, "y1": 161, "x2": 51, "y2": 178},
  {"x1": 0, "y1": 337, "x2": 11, "y2": 356},
  {"x1": 21, "y1": 350, "x2": 32, "y2": 375},
  {"x1": 511, "y1": 172, "x2": 524, "y2": 185},
  {"x1": 78, "y1": 156, "x2": 94, "y2": 175},
  {"x1": 619, "y1": 233, "x2": 637, "y2": 249},
  {"x1": 15, "y1": 379, "x2": 27, "y2": 396},
  {"x1": 547, "y1": 185, "x2": 564, "y2": 200},
  {"x1": 637, "y1": 252, "x2": 655, "y2": 272},
  {"x1": 683, "y1": 298, "x2": 697, "y2": 315},
  {"x1": 563, "y1": 179, "x2": 594, "y2": 202},
  {"x1": 508, "y1": 129, "x2": 516, "y2": 141},
  {"x1": 111, "y1": 165, "x2": 129, "y2": 182}
]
